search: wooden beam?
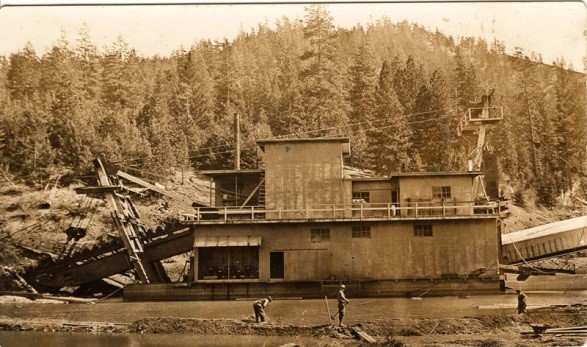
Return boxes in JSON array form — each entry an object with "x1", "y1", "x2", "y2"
[
  {"x1": 116, "y1": 170, "x2": 173, "y2": 198},
  {"x1": 75, "y1": 186, "x2": 119, "y2": 195},
  {"x1": 95, "y1": 160, "x2": 151, "y2": 283},
  {"x1": 240, "y1": 178, "x2": 264, "y2": 208}
]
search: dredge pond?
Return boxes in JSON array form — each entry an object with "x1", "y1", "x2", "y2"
[
  {"x1": 2, "y1": 292, "x2": 586, "y2": 324},
  {"x1": 1, "y1": 291, "x2": 585, "y2": 346}
]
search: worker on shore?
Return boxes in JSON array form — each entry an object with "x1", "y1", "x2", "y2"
[
  {"x1": 253, "y1": 296, "x2": 272, "y2": 323},
  {"x1": 516, "y1": 289, "x2": 527, "y2": 314},
  {"x1": 335, "y1": 284, "x2": 350, "y2": 327}
]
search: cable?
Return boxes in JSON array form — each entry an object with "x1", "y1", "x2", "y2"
[
  {"x1": 113, "y1": 142, "x2": 236, "y2": 165},
  {"x1": 184, "y1": 109, "x2": 458, "y2": 160},
  {"x1": 93, "y1": 285, "x2": 124, "y2": 303},
  {"x1": 269, "y1": 107, "x2": 456, "y2": 139},
  {"x1": 502, "y1": 223, "x2": 550, "y2": 274},
  {"x1": 109, "y1": 106, "x2": 458, "y2": 165}
]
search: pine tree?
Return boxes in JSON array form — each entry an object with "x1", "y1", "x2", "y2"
[
  {"x1": 100, "y1": 36, "x2": 143, "y2": 111},
  {"x1": 137, "y1": 70, "x2": 189, "y2": 176},
  {"x1": 348, "y1": 42, "x2": 377, "y2": 168},
  {"x1": 75, "y1": 24, "x2": 102, "y2": 100},
  {"x1": 299, "y1": 4, "x2": 349, "y2": 136},
  {"x1": 453, "y1": 48, "x2": 478, "y2": 113},
  {"x1": 510, "y1": 48, "x2": 559, "y2": 205},
  {"x1": 552, "y1": 59, "x2": 586, "y2": 195},
  {"x1": 175, "y1": 46, "x2": 216, "y2": 156},
  {"x1": 412, "y1": 70, "x2": 453, "y2": 171},
  {"x1": 365, "y1": 61, "x2": 411, "y2": 174},
  {"x1": 267, "y1": 17, "x2": 305, "y2": 136},
  {"x1": 42, "y1": 36, "x2": 96, "y2": 172},
  {"x1": 393, "y1": 56, "x2": 425, "y2": 115},
  {"x1": 6, "y1": 42, "x2": 40, "y2": 102}
]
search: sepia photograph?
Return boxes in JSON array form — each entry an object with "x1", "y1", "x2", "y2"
[{"x1": 0, "y1": 1, "x2": 586, "y2": 346}]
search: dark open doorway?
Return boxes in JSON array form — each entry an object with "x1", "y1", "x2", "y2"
[{"x1": 270, "y1": 252, "x2": 284, "y2": 279}]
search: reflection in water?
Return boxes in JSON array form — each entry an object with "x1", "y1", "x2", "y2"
[{"x1": 0, "y1": 331, "x2": 318, "y2": 347}]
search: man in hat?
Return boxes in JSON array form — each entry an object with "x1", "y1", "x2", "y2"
[
  {"x1": 253, "y1": 296, "x2": 272, "y2": 323},
  {"x1": 335, "y1": 284, "x2": 350, "y2": 326},
  {"x1": 515, "y1": 290, "x2": 527, "y2": 314}
]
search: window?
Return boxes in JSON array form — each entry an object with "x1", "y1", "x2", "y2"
[
  {"x1": 352, "y1": 191, "x2": 370, "y2": 203},
  {"x1": 311, "y1": 228, "x2": 330, "y2": 242},
  {"x1": 413, "y1": 224, "x2": 433, "y2": 237},
  {"x1": 352, "y1": 226, "x2": 371, "y2": 238},
  {"x1": 432, "y1": 186, "x2": 451, "y2": 199},
  {"x1": 198, "y1": 246, "x2": 259, "y2": 280}
]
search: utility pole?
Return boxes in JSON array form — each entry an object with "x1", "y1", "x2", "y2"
[
  {"x1": 234, "y1": 112, "x2": 240, "y2": 206},
  {"x1": 234, "y1": 112, "x2": 240, "y2": 171}
]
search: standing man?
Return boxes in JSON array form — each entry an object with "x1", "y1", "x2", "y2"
[
  {"x1": 336, "y1": 284, "x2": 350, "y2": 327},
  {"x1": 516, "y1": 289, "x2": 527, "y2": 314},
  {"x1": 253, "y1": 296, "x2": 272, "y2": 323}
]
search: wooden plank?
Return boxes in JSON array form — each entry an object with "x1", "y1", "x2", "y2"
[
  {"x1": 117, "y1": 170, "x2": 173, "y2": 198},
  {"x1": 351, "y1": 326, "x2": 377, "y2": 344},
  {"x1": 75, "y1": 186, "x2": 120, "y2": 195}
]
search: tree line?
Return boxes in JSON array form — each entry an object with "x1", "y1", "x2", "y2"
[{"x1": 0, "y1": 5, "x2": 585, "y2": 207}]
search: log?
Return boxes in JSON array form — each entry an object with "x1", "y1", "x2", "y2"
[
  {"x1": 40, "y1": 294, "x2": 98, "y2": 303},
  {"x1": 477, "y1": 304, "x2": 553, "y2": 310},
  {"x1": 0, "y1": 291, "x2": 98, "y2": 303},
  {"x1": 545, "y1": 325, "x2": 587, "y2": 332}
]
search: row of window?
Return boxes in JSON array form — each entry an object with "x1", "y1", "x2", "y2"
[
  {"x1": 352, "y1": 186, "x2": 451, "y2": 203},
  {"x1": 310, "y1": 225, "x2": 433, "y2": 242}
]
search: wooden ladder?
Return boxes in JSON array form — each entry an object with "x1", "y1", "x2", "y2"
[
  {"x1": 94, "y1": 159, "x2": 151, "y2": 283},
  {"x1": 258, "y1": 171, "x2": 266, "y2": 207}
]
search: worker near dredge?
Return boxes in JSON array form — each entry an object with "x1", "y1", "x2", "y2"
[
  {"x1": 516, "y1": 290, "x2": 528, "y2": 314},
  {"x1": 253, "y1": 296, "x2": 272, "y2": 323},
  {"x1": 332, "y1": 284, "x2": 350, "y2": 327}
]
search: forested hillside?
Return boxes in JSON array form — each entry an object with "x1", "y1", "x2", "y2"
[{"x1": 0, "y1": 5, "x2": 585, "y2": 208}]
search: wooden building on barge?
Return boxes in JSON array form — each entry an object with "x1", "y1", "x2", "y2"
[{"x1": 125, "y1": 137, "x2": 504, "y2": 300}]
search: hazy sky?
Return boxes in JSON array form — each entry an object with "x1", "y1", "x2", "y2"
[{"x1": 0, "y1": 1, "x2": 585, "y2": 69}]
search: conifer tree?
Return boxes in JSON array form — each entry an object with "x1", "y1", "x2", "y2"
[
  {"x1": 75, "y1": 24, "x2": 102, "y2": 100},
  {"x1": 175, "y1": 47, "x2": 216, "y2": 156},
  {"x1": 137, "y1": 70, "x2": 189, "y2": 176},
  {"x1": 299, "y1": 4, "x2": 349, "y2": 136},
  {"x1": 267, "y1": 17, "x2": 305, "y2": 136},
  {"x1": 413, "y1": 70, "x2": 453, "y2": 171},
  {"x1": 6, "y1": 42, "x2": 40, "y2": 102},
  {"x1": 42, "y1": 36, "x2": 97, "y2": 172},
  {"x1": 348, "y1": 42, "x2": 377, "y2": 168},
  {"x1": 551, "y1": 59, "x2": 586, "y2": 196},
  {"x1": 393, "y1": 56, "x2": 424, "y2": 115},
  {"x1": 365, "y1": 61, "x2": 411, "y2": 174}
]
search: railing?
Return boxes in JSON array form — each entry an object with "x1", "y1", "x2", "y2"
[
  {"x1": 457, "y1": 107, "x2": 503, "y2": 136},
  {"x1": 466, "y1": 106, "x2": 504, "y2": 122},
  {"x1": 180, "y1": 200, "x2": 501, "y2": 224}
]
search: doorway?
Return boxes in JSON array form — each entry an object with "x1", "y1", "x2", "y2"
[{"x1": 270, "y1": 252, "x2": 284, "y2": 279}]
